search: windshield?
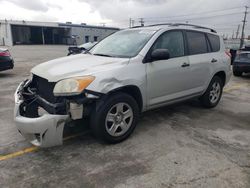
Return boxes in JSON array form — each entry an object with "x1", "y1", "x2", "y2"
[{"x1": 90, "y1": 29, "x2": 156, "y2": 58}]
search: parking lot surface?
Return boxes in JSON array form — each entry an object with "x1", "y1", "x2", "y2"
[{"x1": 0, "y1": 45, "x2": 250, "y2": 188}]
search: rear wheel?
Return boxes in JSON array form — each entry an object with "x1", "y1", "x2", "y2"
[
  {"x1": 90, "y1": 92, "x2": 139, "y2": 143},
  {"x1": 200, "y1": 76, "x2": 223, "y2": 108}
]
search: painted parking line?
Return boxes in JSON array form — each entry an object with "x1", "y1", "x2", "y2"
[
  {"x1": 0, "y1": 83, "x2": 248, "y2": 161},
  {"x1": 0, "y1": 146, "x2": 38, "y2": 161},
  {"x1": 0, "y1": 131, "x2": 88, "y2": 161},
  {"x1": 224, "y1": 83, "x2": 249, "y2": 93}
]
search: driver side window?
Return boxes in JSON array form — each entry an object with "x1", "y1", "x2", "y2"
[{"x1": 152, "y1": 31, "x2": 185, "y2": 58}]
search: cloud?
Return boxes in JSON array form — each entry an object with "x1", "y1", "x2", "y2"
[
  {"x1": 46, "y1": 2, "x2": 62, "y2": 10},
  {"x1": 0, "y1": 0, "x2": 48, "y2": 12},
  {"x1": 78, "y1": 0, "x2": 249, "y2": 33},
  {"x1": 0, "y1": 0, "x2": 249, "y2": 36}
]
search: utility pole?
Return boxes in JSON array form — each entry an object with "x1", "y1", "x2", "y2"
[
  {"x1": 129, "y1": 18, "x2": 135, "y2": 28},
  {"x1": 139, "y1": 18, "x2": 144, "y2": 27},
  {"x1": 131, "y1": 19, "x2": 135, "y2": 27},
  {"x1": 232, "y1": 30, "x2": 234, "y2": 39},
  {"x1": 240, "y1": 6, "x2": 249, "y2": 48},
  {"x1": 235, "y1": 24, "x2": 240, "y2": 39}
]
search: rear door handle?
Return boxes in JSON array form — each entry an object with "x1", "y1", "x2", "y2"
[
  {"x1": 181, "y1": 62, "x2": 190, "y2": 67},
  {"x1": 211, "y1": 58, "x2": 217, "y2": 63}
]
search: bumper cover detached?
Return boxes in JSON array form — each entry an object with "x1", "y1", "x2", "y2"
[{"x1": 14, "y1": 80, "x2": 69, "y2": 147}]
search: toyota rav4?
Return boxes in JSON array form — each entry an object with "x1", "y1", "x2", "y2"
[{"x1": 14, "y1": 23, "x2": 231, "y2": 147}]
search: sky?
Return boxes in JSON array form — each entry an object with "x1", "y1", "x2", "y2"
[{"x1": 0, "y1": 0, "x2": 249, "y2": 36}]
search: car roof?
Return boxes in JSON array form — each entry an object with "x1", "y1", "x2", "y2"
[
  {"x1": 239, "y1": 51, "x2": 250, "y2": 54},
  {"x1": 131, "y1": 23, "x2": 218, "y2": 35},
  {"x1": 0, "y1": 48, "x2": 7, "y2": 52}
]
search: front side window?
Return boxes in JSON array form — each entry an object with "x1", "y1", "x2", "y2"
[
  {"x1": 186, "y1": 31, "x2": 208, "y2": 55},
  {"x1": 152, "y1": 31, "x2": 185, "y2": 58},
  {"x1": 90, "y1": 29, "x2": 156, "y2": 58}
]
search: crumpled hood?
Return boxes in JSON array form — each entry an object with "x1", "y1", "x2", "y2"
[{"x1": 31, "y1": 54, "x2": 129, "y2": 82}]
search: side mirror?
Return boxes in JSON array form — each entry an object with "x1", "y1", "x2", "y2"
[{"x1": 151, "y1": 49, "x2": 170, "y2": 61}]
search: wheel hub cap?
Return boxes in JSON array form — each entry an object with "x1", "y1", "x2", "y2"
[
  {"x1": 105, "y1": 102, "x2": 133, "y2": 137},
  {"x1": 209, "y1": 82, "x2": 221, "y2": 104}
]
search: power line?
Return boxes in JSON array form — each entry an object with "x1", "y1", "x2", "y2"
[
  {"x1": 134, "y1": 6, "x2": 244, "y2": 21},
  {"x1": 89, "y1": 6, "x2": 245, "y2": 27},
  {"x1": 143, "y1": 12, "x2": 243, "y2": 22}
]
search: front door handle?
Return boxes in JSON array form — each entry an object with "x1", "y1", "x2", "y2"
[
  {"x1": 181, "y1": 62, "x2": 190, "y2": 67},
  {"x1": 211, "y1": 58, "x2": 217, "y2": 63}
]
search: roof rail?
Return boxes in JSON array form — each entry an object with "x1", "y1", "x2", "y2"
[
  {"x1": 170, "y1": 23, "x2": 217, "y2": 33},
  {"x1": 132, "y1": 23, "x2": 172, "y2": 29},
  {"x1": 134, "y1": 23, "x2": 217, "y2": 33}
]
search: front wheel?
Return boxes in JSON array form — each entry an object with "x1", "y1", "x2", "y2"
[
  {"x1": 90, "y1": 92, "x2": 139, "y2": 143},
  {"x1": 200, "y1": 76, "x2": 223, "y2": 108}
]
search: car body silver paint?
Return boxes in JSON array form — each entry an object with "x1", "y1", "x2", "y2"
[{"x1": 14, "y1": 26, "x2": 232, "y2": 147}]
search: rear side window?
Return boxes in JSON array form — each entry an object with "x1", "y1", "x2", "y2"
[
  {"x1": 207, "y1": 34, "x2": 220, "y2": 52},
  {"x1": 186, "y1": 31, "x2": 208, "y2": 55}
]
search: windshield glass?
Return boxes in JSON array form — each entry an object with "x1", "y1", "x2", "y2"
[{"x1": 90, "y1": 29, "x2": 156, "y2": 58}]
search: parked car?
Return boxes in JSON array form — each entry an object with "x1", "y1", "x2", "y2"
[
  {"x1": 0, "y1": 48, "x2": 14, "y2": 72},
  {"x1": 67, "y1": 42, "x2": 97, "y2": 56},
  {"x1": 14, "y1": 23, "x2": 231, "y2": 147},
  {"x1": 233, "y1": 51, "x2": 250, "y2": 76}
]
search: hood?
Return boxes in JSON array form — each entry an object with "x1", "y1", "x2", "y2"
[{"x1": 31, "y1": 54, "x2": 129, "y2": 82}]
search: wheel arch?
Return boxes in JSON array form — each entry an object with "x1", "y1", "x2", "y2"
[
  {"x1": 106, "y1": 85, "x2": 143, "y2": 112},
  {"x1": 213, "y1": 71, "x2": 226, "y2": 86}
]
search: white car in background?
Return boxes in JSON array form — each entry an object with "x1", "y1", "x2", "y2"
[{"x1": 67, "y1": 42, "x2": 97, "y2": 56}]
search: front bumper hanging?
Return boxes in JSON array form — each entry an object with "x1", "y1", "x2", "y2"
[{"x1": 14, "y1": 80, "x2": 69, "y2": 147}]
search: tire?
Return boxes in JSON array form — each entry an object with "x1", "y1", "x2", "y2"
[
  {"x1": 233, "y1": 71, "x2": 242, "y2": 77},
  {"x1": 90, "y1": 92, "x2": 139, "y2": 143},
  {"x1": 200, "y1": 76, "x2": 223, "y2": 108}
]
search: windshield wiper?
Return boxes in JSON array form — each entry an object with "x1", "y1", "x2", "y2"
[
  {"x1": 93, "y1": 53, "x2": 113, "y2": 57},
  {"x1": 84, "y1": 50, "x2": 91, "y2": 54}
]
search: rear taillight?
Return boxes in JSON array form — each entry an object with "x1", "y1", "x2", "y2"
[{"x1": 0, "y1": 50, "x2": 10, "y2": 57}]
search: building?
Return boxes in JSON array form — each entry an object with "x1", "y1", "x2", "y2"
[{"x1": 0, "y1": 20, "x2": 119, "y2": 46}]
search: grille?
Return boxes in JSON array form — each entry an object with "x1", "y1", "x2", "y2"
[{"x1": 32, "y1": 75, "x2": 57, "y2": 103}]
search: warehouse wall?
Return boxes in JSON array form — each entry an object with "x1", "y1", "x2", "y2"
[
  {"x1": 71, "y1": 27, "x2": 118, "y2": 45},
  {"x1": 0, "y1": 22, "x2": 13, "y2": 46},
  {"x1": 0, "y1": 20, "x2": 119, "y2": 46}
]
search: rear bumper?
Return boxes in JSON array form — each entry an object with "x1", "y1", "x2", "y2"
[
  {"x1": 14, "y1": 81, "x2": 69, "y2": 147},
  {"x1": 0, "y1": 59, "x2": 14, "y2": 71},
  {"x1": 233, "y1": 65, "x2": 250, "y2": 73}
]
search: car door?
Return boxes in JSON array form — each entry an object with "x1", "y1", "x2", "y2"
[
  {"x1": 146, "y1": 30, "x2": 194, "y2": 107},
  {"x1": 185, "y1": 30, "x2": 213, "y2": 92}
]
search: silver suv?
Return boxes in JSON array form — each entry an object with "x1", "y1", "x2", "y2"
[{"x1": 14, "y1": 23, "x2": 232, "y2": 147}]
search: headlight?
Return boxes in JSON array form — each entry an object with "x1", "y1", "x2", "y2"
[{"x1": 53, "y1": 76, "x2": 95, "y2": 96}]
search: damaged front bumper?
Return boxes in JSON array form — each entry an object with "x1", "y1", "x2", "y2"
[{"x1": 14, "y1": 80, "x2": 69, "y2": 147}]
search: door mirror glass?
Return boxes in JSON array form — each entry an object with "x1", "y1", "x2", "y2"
[{"x1": 151, "y1": 49, "x2": 170, "y2": 61}]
